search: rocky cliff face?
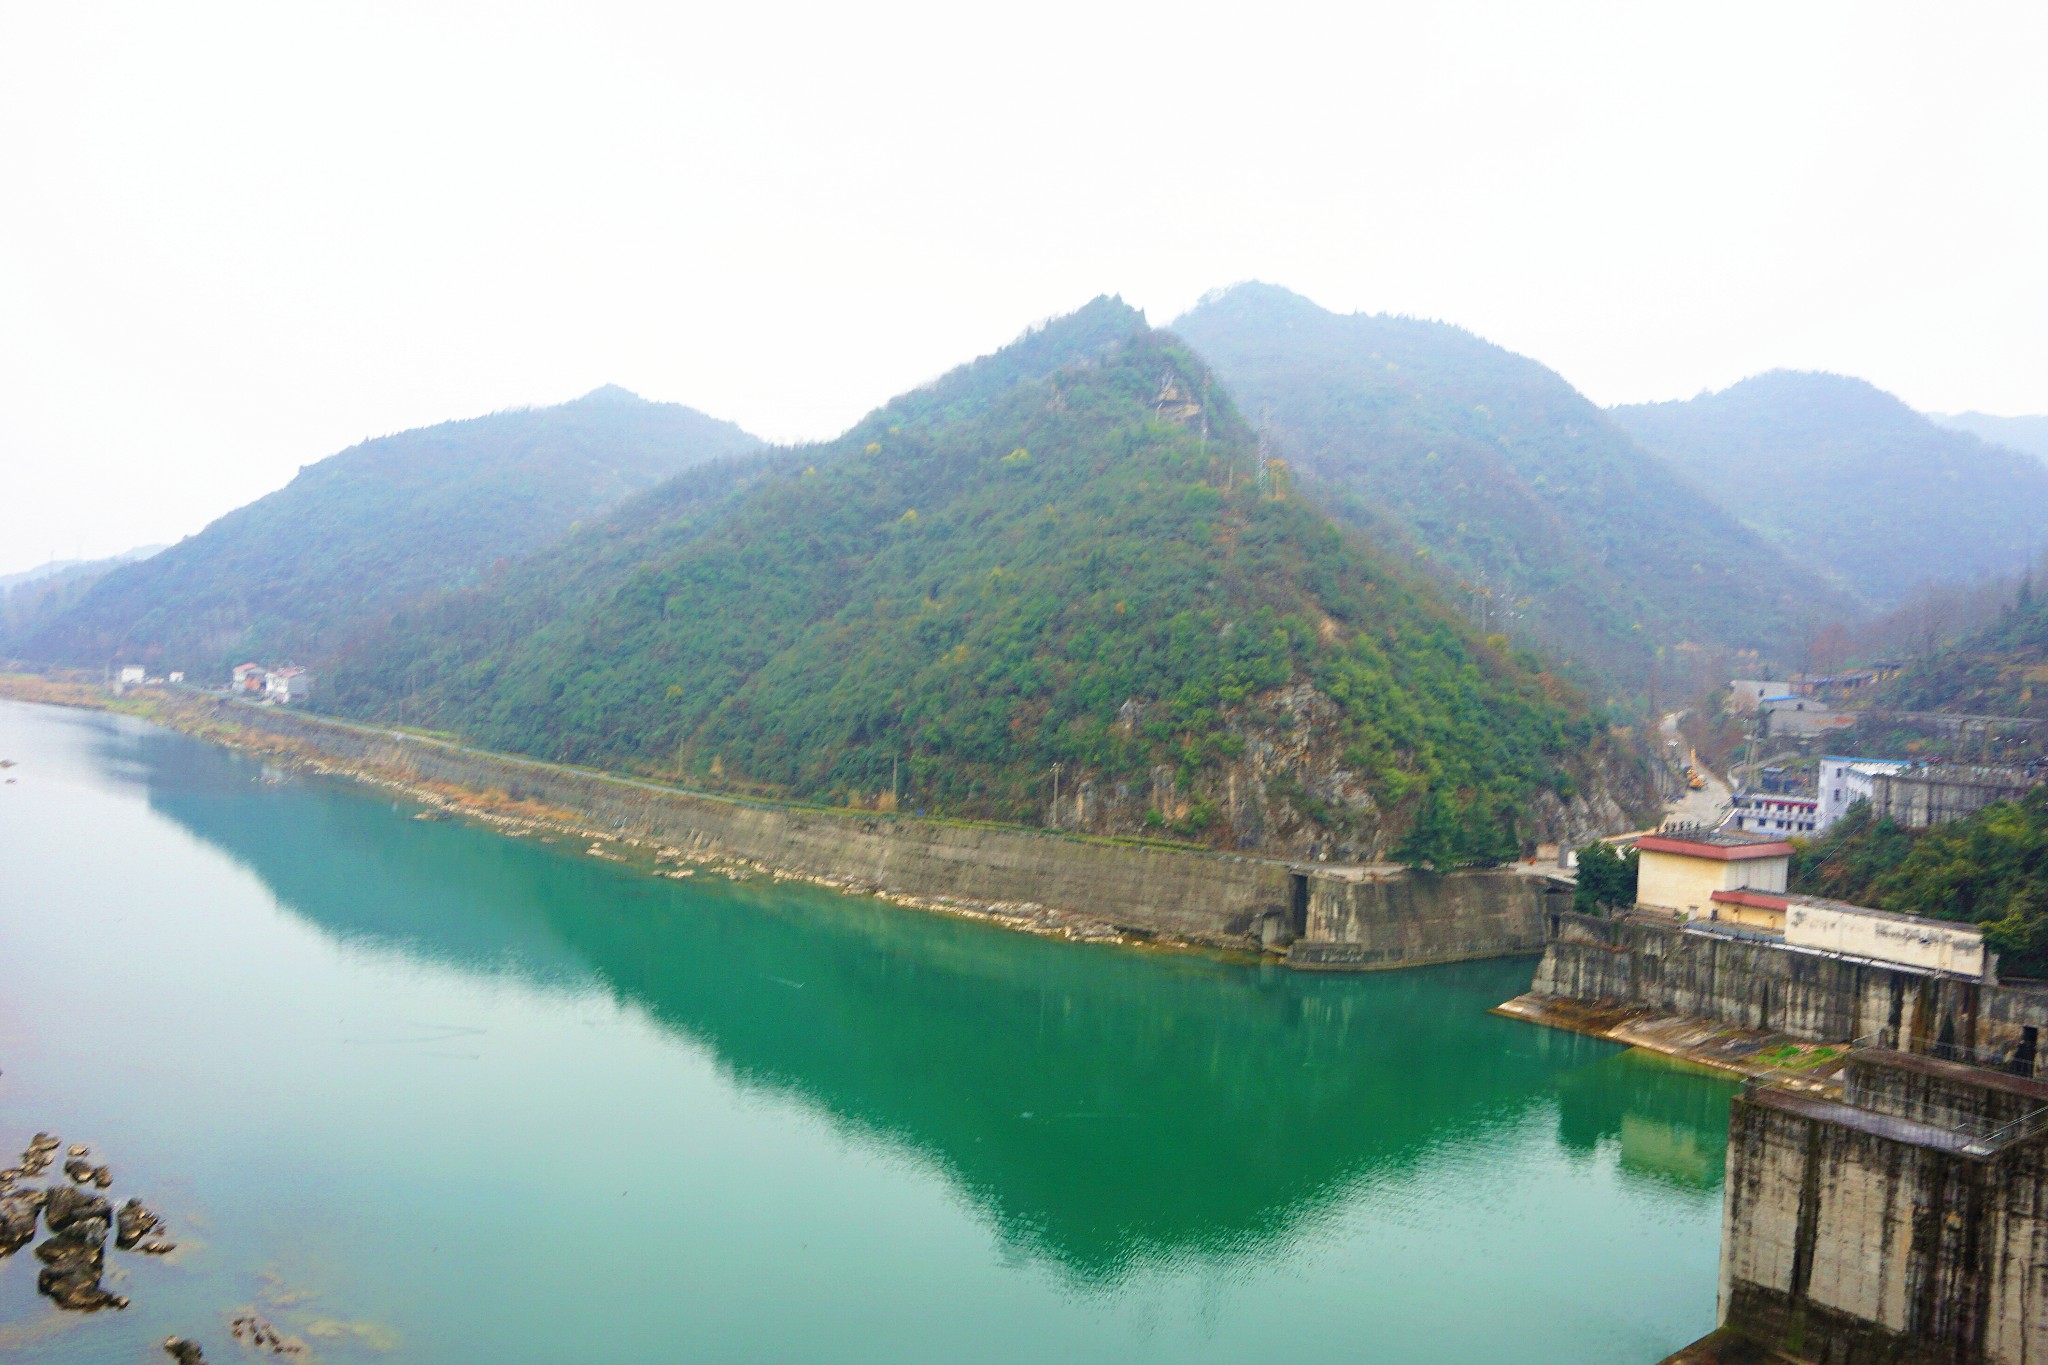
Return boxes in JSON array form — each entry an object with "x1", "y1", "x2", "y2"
[{"x1": 1050, "y1": 682, "x2": 1657, "y2": 861}]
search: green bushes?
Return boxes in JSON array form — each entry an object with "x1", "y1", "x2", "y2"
[{"x1": 1791, "y1": 790, "x2": 2048, "y2": 976}]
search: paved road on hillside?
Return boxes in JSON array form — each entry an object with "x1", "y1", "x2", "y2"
[{"x1": 1659, "y1": 710, "x2": 1732, "y2": 830}]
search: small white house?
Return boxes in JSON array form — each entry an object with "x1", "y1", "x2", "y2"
[
  {"x1": 117, "y1": 665, "x2": 145, "y2": 686},
  {"x1": 264, "y1": 667, "x2": 311, "y2": 703},
  {"x1": 167, "y1": 671, "x2": 184, "y2": 684},
  {"x1": 1816, "y1": 756, "x2": 1910, "y2": 831}
]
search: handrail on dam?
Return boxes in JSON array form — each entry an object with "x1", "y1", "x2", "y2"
[
  {"x1": 1959, "y1": 1107, "x2": 2048, "y2": 1157},
  {"x1": 1743, "y1": 1038, "x2": 2048, "y2": 1157},
  {"x1": 1845, "y1": 1031, "x2": 2040, "y2": 1074}
]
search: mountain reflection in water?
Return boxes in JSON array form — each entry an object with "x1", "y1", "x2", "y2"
[{"x1": 128, "y1": 720, "x2": 1728, "y2": 1283}]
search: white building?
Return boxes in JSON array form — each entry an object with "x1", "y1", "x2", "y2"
[
  {"x1": 1816, "y1": 756, "x2": 1910, "y2": 831},
  {"x1": 264, "y1": 667, "x2": 312, "y2": 703},
  {"x1": 1731, "y1": 793, "x2": 1818, "y2": 837},
  {"x1": 117, "y1": 665, "x2": 145, "y2": 686},
  {"x1": 1784, "y1": 896, "x2": 1988, "y2": 979},
  {"x1": 1729, "y1": 680, "x2": 1799, "y2": 713}
]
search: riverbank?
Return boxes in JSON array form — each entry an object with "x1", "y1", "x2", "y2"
[
  {"x1": 0, "y1": 674, "x2": 1226, "y2": 953},
  {"x1": 0, "y1": 675, "x2": 1572, "y2": 970}
]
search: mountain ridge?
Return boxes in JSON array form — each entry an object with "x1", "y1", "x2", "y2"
[
  {"x1": 326, "y1": 302, "x2": 1654, "y2": 861},
  {"x1": 1170, "y1": 282, "x2": 1844, "y2": 692},
  {"x1": 23, "y1": 389, "x2": 762, "y2": 674},
  {"x1": 1613, "y1": 370, "x2": 2048, "y2": 606}
]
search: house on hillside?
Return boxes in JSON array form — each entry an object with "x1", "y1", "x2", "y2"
[
  {"x1": 1729, "y1": 680, "x2": 1799, "y2": 713},
  {"x1": 1759, "y1": 693, "x2": 1855, "y2": 739},
  {"x1": 1817, "y1": 756, "x2": 1911, "y2": 830},
  {"x1": 117, "y1": 665, "x2": 145, "y2": 686},
  {"x1": 263, "y1": 667, "x2": 311, "y2": 704},
  {"x1": 232, "y1": 662, "x2": 264, "y2": 694},
  {"x1": 1730, "y1": 793, "x2": 1818, "y2": 837}
]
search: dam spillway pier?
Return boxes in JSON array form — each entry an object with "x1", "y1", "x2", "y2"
[{"x1": 1508, "y1": 902, "x2": 2048, "y2": 1363}]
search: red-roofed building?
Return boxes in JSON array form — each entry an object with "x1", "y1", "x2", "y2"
[{"x1": 1634, "y1": 828, "x2": 1791, "y2": 922}]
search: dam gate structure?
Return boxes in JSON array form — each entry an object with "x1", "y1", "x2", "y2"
[{"x1": 1701, "y1": 1047, "x2": 2048, "y2": 1364}]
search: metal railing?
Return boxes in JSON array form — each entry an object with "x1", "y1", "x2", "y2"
[
  {"x1": 1740, "y1": 1032, "x2": 2048, "y2": 1156},
  {"x1": 1958, "y1": 1107, "x2": 2048, "y2": 1158},
  {"x1": 1847, "y1": 1031, "x2": 2041, "y2": 1076}
]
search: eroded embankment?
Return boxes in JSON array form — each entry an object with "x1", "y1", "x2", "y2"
[{"x1": 0, "y1": 676, "x2": 1557, "y2": 965}]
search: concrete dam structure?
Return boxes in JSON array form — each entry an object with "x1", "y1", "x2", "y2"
[
  {"x1": 1518, "y1": 911, "x2": 2048, "y2": 1364},
  {"x1": 213, "y1": 700, "x2": 1557, "y2": 967},
  {"x1": 1528, "y1": 910, "x2": 2048, "y2": 1070},
  {"x1": 1711, "y1": 1048, "x2": 2048, "y2": 1364}
]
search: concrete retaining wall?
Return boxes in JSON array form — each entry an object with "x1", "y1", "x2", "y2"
[
  {"x1": 1530, "y1": 912, "x2": 2048, "y2": 1064},
  {"x1": 1286, "y1": 871, "x2": 1557, "y2": 969},
  {"x1": 223, "y1": 700, "x2": 1550, "y2": 965},
  {"x1": 1843, "y1": 1050, "x2": 2048, "y2": 1134}
]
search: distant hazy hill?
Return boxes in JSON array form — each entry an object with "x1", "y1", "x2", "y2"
[
  {"x1": 1171, "y1": 283, "x2": 1839, "y2": 690},
  {"x1": 23, "y1": 387, "x2": 760, "y2": 675},
  {"x1": 1878, "y1": 583, "x2": 2048, "y2": 720},
  {"x1": 330, "y1": 299, "x2": 1649, "y2": 862},
  {"x1": 0, "y1": 545, "x2": 164, "y2": 654},
  {"x1": 1612, "y1": 373, "x2": 2048, "y2": 606},
  {"x1": 0, "y1": 545, "x2": 164, "y2": 593},
  {"x1": 1930, "y1": 411, "x2": 2048, "y2": 466}
]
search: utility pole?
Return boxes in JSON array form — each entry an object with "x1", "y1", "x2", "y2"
[
  {"x1": 1051, "y1": 762, "x2": 1061, "y2": 828},
  {"x1": 891, "y1": 754, "x2": 899, "y2": 810}
]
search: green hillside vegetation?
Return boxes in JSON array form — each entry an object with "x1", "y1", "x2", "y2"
[
  {"x1": 1172, "y1": 283, "x2": 1841, "y2": 693},
  {"x1": 0, "y1": 546, "x2": 162, "y2": 654},
  {"x1": 1877, "y1": 580, "x2": 2048, "y2": 720},
  {"x1": 329, "y1": 302, "x2": 1630, "y2": 864},
  {"x1": 1792, "y1": 793, "x2": 2048, "y2": 977},
  {"x1": 23, "y1": 386, "x2": 760, "y2": 676},
  {"x1": 1613, "y1": 372, "x2": 2048, "y2": 606}
]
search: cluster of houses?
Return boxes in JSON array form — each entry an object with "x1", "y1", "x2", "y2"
[
  {"x1": 1631, "y1": 825, "x2": 1991, "y2": 980},
  {"x1": 111, "y1": 665, "x2": 184, "y2": 693},
  {"x1": 1730, "y1": 755, "x2": 2038, "y2": 836},
  {"x1": 1723, "y1": 663, "x2": 2040, "y2": 839},
  {"x1": 231, "y1": 662, "x2": 312, "y2": 703}
]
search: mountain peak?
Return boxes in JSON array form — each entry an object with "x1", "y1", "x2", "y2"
[{"x1": 574, "y1": 384, "x2": 646, "y2": 405}]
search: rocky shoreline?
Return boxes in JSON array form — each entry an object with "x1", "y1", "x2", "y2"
[
  {"x1": 0, "y1": 676, "x2": 1234, "y2": 957},
  {"x1": 0, "y1": 1131, "x2": 176, "y2": 1313}
]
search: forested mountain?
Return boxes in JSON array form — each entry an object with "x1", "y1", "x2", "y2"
[
  {"x1": 22, "y1": 387, "x2": 760, "y2": 675},
  {"x1": 1930, "y1": 412, "x2": 2048, "y2": 466},
  {"x1": 1877, "y1": 581, "x2": 2048, "y2": 719},
  {"x1": 1171, "y1": 284, "x2": 1840, "y2": 693},
  {"x1": 0, "y1": 545, "x2": 163, "y2": 654},
  {"x1": 1613, "y1": 373, "x2": 2048, "y2": 606},
  {"x1": 328, "y1": 300, "x2": 1652, "y2": 862}
]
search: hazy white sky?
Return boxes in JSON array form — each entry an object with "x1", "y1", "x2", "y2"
[{"x1": 3, "y1": 1, "x2": 2044, "y2": 575}]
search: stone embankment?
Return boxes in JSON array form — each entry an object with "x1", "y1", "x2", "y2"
[
  {"x1": 1501, "y1": 909, "x2": 2048, "y2": 1074},
  {"x1": 1, "y1": 680, "x2": 1561, "y2": 968}
]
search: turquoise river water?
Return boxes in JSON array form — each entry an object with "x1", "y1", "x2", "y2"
[{"x1": 0, "y1": 700, "x2": 1733, "y2": 1362}]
